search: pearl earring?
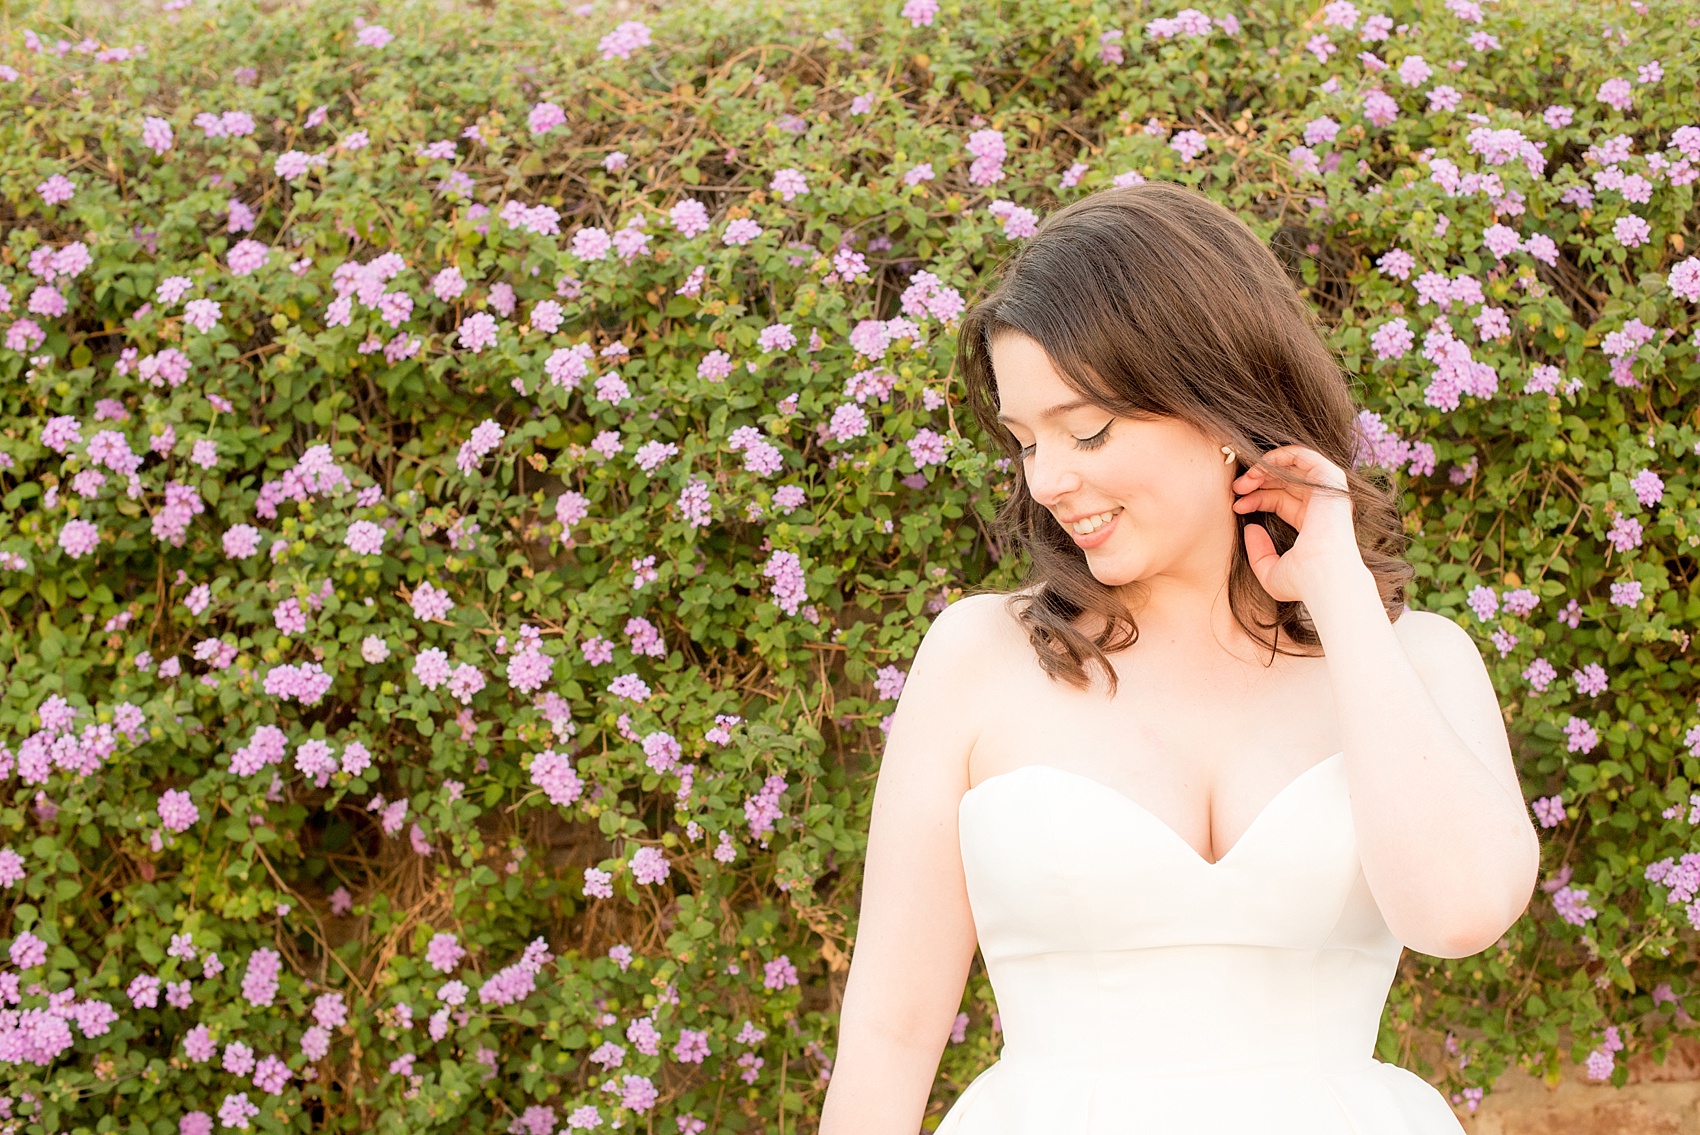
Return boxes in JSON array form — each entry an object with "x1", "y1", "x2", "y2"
[{"x1": 1221, "y1": 446, "x2": 1236, "y2": 465}]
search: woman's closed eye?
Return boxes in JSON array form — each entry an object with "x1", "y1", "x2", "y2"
[{"x1": 1018, "y1": 420, "x2": 1113, "y2": 461}]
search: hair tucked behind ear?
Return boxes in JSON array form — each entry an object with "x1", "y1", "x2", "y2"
[{"x1": 957, "y1": 182, "x2": 1413, "y2": 696}]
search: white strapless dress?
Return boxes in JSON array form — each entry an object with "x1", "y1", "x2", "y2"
[{"x1": 940, "y1": 751, "x2": 1468, "y2": 1134}]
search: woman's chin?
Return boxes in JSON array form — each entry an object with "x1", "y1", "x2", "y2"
[{"x1": 1085, "y1": 553, "x2": 1141, "y2": 587}]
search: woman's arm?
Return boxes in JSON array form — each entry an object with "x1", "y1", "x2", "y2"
[
  {"x1": 1309, "y1": 564, "x2": 1542, "y2": 958},
  {"x1": 1233, "y1": 446, "x2": 1540, "y2": 959},
  {"x1": 818, "y1": 596, "x2": 988, "y2": 1135}
]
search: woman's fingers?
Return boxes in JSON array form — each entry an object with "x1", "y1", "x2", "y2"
[
  {"x1": 1233, "y1": 486, "x2": 1303, "y2": 526},
  {"x1": 1241, "y1": 448, "x2": 1348, "y2": 495}
]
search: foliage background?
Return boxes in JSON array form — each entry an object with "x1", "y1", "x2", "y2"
[{"x1": 2, "y1": 0, "x2": 1700, "y2": 1131}]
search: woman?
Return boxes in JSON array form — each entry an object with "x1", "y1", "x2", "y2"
[{"x1": 817, "y1": 183, "x2": 1540, "y2": 1133}]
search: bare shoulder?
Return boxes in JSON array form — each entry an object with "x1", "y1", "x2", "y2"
[
  {"x1": 899, "y1": 591, "x2": 1027, "y2": 723},
  {"x1": 1391, "y1": 607, "x2": 1481, "y2": 669},
  {"x1": 928, "y1": 589, "x2": 1030, "y2": 663}
]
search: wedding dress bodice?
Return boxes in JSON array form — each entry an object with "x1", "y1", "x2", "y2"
[{"x1": 938, "y1": 752, "x2": 1467, "y2": 1133}]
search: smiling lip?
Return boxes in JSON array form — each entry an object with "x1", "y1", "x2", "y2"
[{"x1": 1066, "y1": 507, "x2": 1122, "y2": 548}]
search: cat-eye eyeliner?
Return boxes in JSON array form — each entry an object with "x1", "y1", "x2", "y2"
[{"x1": 1018, "y1": 421, "x2": 1113, "y2": 462}]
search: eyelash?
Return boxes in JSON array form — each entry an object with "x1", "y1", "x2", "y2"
[{"x1": 1018, "y1": 421, "x2": 1113, "y2": 462}]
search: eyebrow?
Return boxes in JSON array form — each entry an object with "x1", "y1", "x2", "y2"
[{"x1": 995, "y1": 398, "x2": 1097, "y2": 427}]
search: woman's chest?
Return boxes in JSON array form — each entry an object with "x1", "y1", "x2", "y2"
[{"x1": 965, "y1": 629, "x2": 1344, "y2": 866}]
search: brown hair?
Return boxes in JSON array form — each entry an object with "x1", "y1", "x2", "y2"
[{"x1": 957, "y1": 182, "x2": 1413, "y2": 695}]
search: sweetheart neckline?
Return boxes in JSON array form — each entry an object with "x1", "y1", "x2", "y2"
[{"x1": 962, "y1": 751, "x2": 1347, "y2": 868}]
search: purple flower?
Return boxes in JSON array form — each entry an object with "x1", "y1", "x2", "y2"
[
  {"x1": 274, "y1": 150, "x2": 314, "y2": 180},
  {"x1": 517, "y1": 1106, "x2": 556, "y2": 1135},
  {"x1": 907, "y1": 428, "x2": 949, "y2": 468},
  {"x1": 1573, "y1": 662, "x2": 1609, "y2": 697},
  {"x1": 222, "y1": 1041, "x2": 257, "y2": 1077},
  {"x1": 1474, "y1": 306, "x2": 1511, "y2": 341},
  {"x1": 312, "y1": 991, "x2": 347, "y2": 1028},
  {"x1": 744, "y1": 775, "x2": 788, "y2": 841},
  {"x1": 769, "y1": 168, "x2": 809, "y2": 201},
  {"x1": 28, "y1": 285, "x2": 67, "y2": 318},
  {"x1": 827, "y1": 403, "x2": 869, "y2": 442},
  {"x1": 762, "y1": 954, "x2": 799, "y2": 990},
  {"x1": 571, "y1": 226, "x2": 614, "y2": 261},
  {"x1": 1630, "y1": 469, "x2": 1665, "y2": 508},
  {"x1": 224, "y1": 525, "x2": 261, "y2": 559},
  {"x1": 664, "y1": 200, "x2": 712, "y2": 242},
  {"x1": 37, "y1": 174, "x2": 75, "y2": 205},
  {"x1": 0, "y1": 847, "x2": 24, "y2": 888},
  {"x1": 620, "y1": 1075, "x2": 658, "y2": 1113},
  {"x1": 218, "y1": 1093, "x2": 259, "y2": 1130},
  {"x1": 902, "y1": 0, "x2": 939, "y2": 27},
  {"x1": 1552, "y1": 885, "x2": 1597, "y2": 925},
  {"x1": 456, "y1": 311, "x2": 499, "y2": 353},
  {"x1": 456, "y1": 419, "x2": 505, "y2": 475},
  {"x1": 722, "y1": 218, "x2": 763, "y2": 246},
  {"x1": 758, "y1": 322, "x2": 797, "y2": 352},
  {"x1": 447, "y1": 663, "x2": 485, "y2": 705},
  {"x1": 1371, "y1": 318, "x2": 1414, "y2": 360},
  {"x1": 5, "y1": 319, "x2": 46, "y2": 352},
  {"x1": 673, "y1": 1028, "x2": 710, "y2": 1063},
  {"x1": 630, "y1": 846, "x2": 670, "y2": 885},
  {"x1": 625, "y1": 1015, "x2": 661, "y2": 1054},
  {"x1": 430, "y1": 265, "x2": 467, "y2": 301},
  {"x1": 128, "y1": 973, "x2": 162, "y2": 1008},
  {"x1": 1169, "y1": 129, "x2": 1209, "y2": 163},
  {"x1": 506, "y1": 645, "x2": 554, "y2": 693},
  {"x1": 227, "y1": 240, "x2": 269, "y2": 276},
  {"x1": 1614, "y1": 215, "x2": 1651, "y2": 248},
  {"x1": 1501, "y1": 589, "x2": 1540, "y2": 618},
  {"x1": 158, "y1": 789, "x2": 200, "y2": 832},
  {"x1": 186, "y1": 1029, "x2": 217, "y2": 1064},
  {"x1": 58, "y1": 519, "x2": 100, "y2": 558},
  {"x1": 1564, "y1": 715, "x2": 1600, "y2": 753},
  {"x1": 607, "y1": 673, "x2": 651, "y2": 702},
  {"x1": 1466, "y1": 585, "x2": 1499, "y2": 622},
  {"x1": 411, "y1": 582, "x2": 455, "y2": 621},
  {"x1": 762, "y1": 550, "x2": 808, "y2": 615},
  {"x1": 345, "y1": 520, "x2": 386, "y2": 555},
  {"x1": 414, "y1": 648, "x2": 452, "y2": 689},
  {"x1": 241, "y1": 947, "x2": 282, "y2": 1008},
  {"x1": 597, "y1": 20, "x2": 652, "y2": 61},
  {"x1": 141, "y1": 116, "x2": 174, "y2": 154},
  {"x1": 423, "y1": 932, "x2": 465, "y2": 973},
  {"x1": 183, "y1": 298, "x2": 222, "y2": 332},
  {"x1": 252, "y1": 1054, "x2": 291, "y2": 1094},
  {"x1": 526, "y1": 101, "x2": 567, "y2": 136},
  {"x1": 1597, "y1": 77, "x2": 1634, "y2": 113},
  {"x1": 1661, "y1": 257, "x2": 1700, "y2": 306},
  {"x1": 1607, "y1": 515, "x2": 1643, "y2": 552},
  {"x1": 530, "y1": 747, "x2": 584, "y2": 812},
  {"x1": 988, "y1": 199, "x2": 1040, "y2": 238}
]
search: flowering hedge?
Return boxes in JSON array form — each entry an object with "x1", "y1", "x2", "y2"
[{"x1": 2, "y1": 0, "x2": 1699, "y2": 1130}]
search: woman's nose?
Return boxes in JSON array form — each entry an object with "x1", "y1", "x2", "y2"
[{"x1": 1023, "y1": 449, "x2": 1080, "y2": 506}]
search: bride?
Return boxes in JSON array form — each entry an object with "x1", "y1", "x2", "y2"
[{"x1": 817, "y1": 183, "x2": 1540, "y2": 1133}]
